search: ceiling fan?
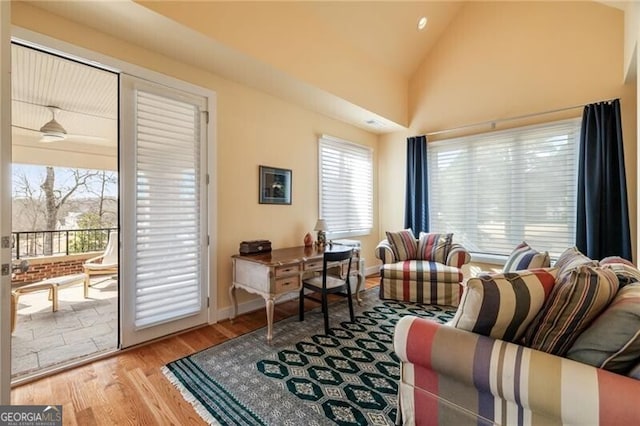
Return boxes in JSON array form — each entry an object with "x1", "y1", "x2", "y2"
[
  {"x1": 12, "y1": 105, "x2": 109, "y2": 144},
  {"x1": 37, "y1": 106, "x2": 67, "y2": 142}
]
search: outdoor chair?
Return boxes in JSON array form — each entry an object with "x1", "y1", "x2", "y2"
[
  {"x1": 11, "y1": 273, "x2": 85, "y2": 332},
  {"x1": 299, "y1": 247, "x2": 355, "y2": 335},
  {"x1": 83, "y1": 230, "x2": 118, "y2": 297}
]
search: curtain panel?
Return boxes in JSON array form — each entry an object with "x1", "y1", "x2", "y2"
[
  {"x1": 576, "y1": 99, "x2": 632, "y2": 260},
  {"x1": 404, "y1": 135, "x2": 429, "y2": 234}
]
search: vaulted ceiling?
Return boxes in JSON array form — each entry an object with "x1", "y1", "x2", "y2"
[{"x1": 137, "y1": 1, "x2": 464, "y2": 79}]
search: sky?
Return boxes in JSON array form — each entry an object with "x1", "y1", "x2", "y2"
[{"x1": 12, "y1": 164, "x2": 118, "y2": 198}]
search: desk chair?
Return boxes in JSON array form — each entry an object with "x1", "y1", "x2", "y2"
[{"x1": 299, "y1": 248, "x2": 354, "y2": 335}]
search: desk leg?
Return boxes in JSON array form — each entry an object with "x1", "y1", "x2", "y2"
[
  {"x1": 266, "y1": 296, "x2": 275, "y2": 342},
  {"x1": 228, "y1": 285, "x2": 238, "y2": 323},
  {"x1": 355, "y1": 272, "x2": 364, "y2": 306}
]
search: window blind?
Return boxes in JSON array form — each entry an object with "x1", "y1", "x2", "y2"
[
  {"x1": 134, "y1": 90, "x2": 201, "y2": 328},
  {"x1": 319, "y1": 135, "x2": 373, "y2": 237},
  {"x1": 428, "y1": 118, "x2": 580, "y2": 258}
]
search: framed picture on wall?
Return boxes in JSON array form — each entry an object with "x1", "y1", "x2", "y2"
[{"x1": 259, "y1": 165, "x2": 292, "y2": 205}]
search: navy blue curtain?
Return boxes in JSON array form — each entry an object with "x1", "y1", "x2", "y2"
[
  {"x1": 576, "y1": 99, "x2": 632, "y2": 260},
  {"x1": 404, "y1": 135, "x2": 429, "y2": 234}
]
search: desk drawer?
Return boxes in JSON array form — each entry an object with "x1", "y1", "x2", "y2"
[
  {"x1": 303, "y1": 259, "x2": 324, "y2": 271},
  {"x1": 275, "y1": 264, "x2": 300, "y2": 277},
  {"x1": 275, "y1": 275, "x2": 300, "y2": 293}
]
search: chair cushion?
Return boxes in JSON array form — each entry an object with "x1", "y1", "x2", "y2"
[
  {"x1": 381, "y1": 260, "x2": 462, "y2": 284},
  {"x1": 416, "y1": 232, "x2": 452, "y2": 263},
  {"x1": 304, "y1": 274, "x2": 347, "y2": 290},
  {"x1": 385, "y1": 229, "x2": 417, "y2": 261},
  {"x1": 450, "y1": 268, "x2": 557, "y2": 342},
  {"x1": 85, "y1": 262, "x2": 118, "y2": 270},
  {"x1": 567, "y1": 283, "x2": 640, "y2": 374},
  {"x1": 503, "y1": 241, "x2": 550, "y2": 272},
  {"x1": 380, "y1": 260, "x2": 463, "y2": 305},
  {"x1": 523, "y1": 265, "x2": 619, "y2": 356}
]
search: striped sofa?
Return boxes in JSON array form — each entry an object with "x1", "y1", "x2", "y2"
[
  {"x1": 375, "y1": 239, "x2": 470, "y2": 306},
  {"x1": 394, "y1": 315, "x2": 640, "y2": 426}
]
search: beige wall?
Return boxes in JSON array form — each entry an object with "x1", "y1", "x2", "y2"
[
  {"x1": 11, "y1": 2, "x2": 380, "y2": 311},
  {"x1": 379, "y1": 1, "x2": 638, "y2": 262},
  {"x1": 624, "y1": 1, "x2": 639, "y2": 82}
]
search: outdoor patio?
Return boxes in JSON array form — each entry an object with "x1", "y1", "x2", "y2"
[{"x1": 11, "y1": 276, "x2": 118, "y2": 378}]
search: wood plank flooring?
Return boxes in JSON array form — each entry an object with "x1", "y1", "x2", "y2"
[{"x1": 11, "y1": 276, "x2": 380, "y2": 425}]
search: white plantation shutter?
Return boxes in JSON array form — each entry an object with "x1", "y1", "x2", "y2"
[
  {"x1": 134, "y1": 91, "x2": 201, "y2": 327},
  {"x1": 319, "y1": 135, "x2": 373, "y2": 237},
  {"x1": 428, "y1": 118, "x2": 580, "y2": 258},
  {"x1": 121, "y1": 74, "x2": 208, "y2": 347}
]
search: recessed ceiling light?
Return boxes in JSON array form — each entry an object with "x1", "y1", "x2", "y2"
[{"x1": 417, "y1": 16, "x2": 428, "y2": 31}]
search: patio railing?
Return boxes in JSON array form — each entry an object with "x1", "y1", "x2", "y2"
[{"x1": 12, "y1": 227, "x2": 118, "y2": 259}]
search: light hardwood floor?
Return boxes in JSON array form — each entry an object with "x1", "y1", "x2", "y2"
[{"x1": 11, "y1": 276, "x2": 380, "y2": 425}]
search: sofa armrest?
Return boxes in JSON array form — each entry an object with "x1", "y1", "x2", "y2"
[
  {"x1": 375, "y1": 239, "x2": 396, "y2": 264},
  {"x1": 394, "y1": 316, "x2": 640, "y2": 425},
  {"x1": 446, "y1": 243, "x2": 471, "y2": 268}
]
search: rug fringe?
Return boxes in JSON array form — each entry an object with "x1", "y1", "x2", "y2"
[{"x1": 162, "y1": 366, "x2": 221, "y2": 426}]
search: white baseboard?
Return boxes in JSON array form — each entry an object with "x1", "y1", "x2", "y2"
[{"x1": 365, "y1": 266, "x2": 380, "y2": 277}]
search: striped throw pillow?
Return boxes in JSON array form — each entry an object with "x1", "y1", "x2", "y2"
[
  {"x1": 385, "y1": 229, "x2": 417, "y2": 261},
  {"x1": 450, "y1": 268, "x2": 557, "y2": 342},
  {"x1": 523, "y1": 265, "x2": 619, "y2": 356},
  {"x1": 503, "y1": 242, "x2": 550, "y2": 272},
  {"x1": 601, "y1": 263, "x2": 640, "y2": 288},
  {"x1": 553, "y1": 246, "x2": 597, "y2": 284},
  {"x1": 417, "y1": 232, "x2": 452, "y2": 263},
  {"x1": 567, "y1": 283, "x2": 640, "y2": 374},
  {"x1": 600, "y1": 256, "x2": 635, "y2": 267}
]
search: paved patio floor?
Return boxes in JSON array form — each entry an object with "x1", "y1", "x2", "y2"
[{"x1": 11, "y1": 276, "x2": 118, "y2": 378}]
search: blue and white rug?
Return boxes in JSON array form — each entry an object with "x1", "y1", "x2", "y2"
[{"x1": 163, "y1": 290, "x2": 456, "y2": 425}]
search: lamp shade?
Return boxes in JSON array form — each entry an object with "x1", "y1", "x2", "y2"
[{"x1": 314, "y1": 219, "x2": 328, "y2": 231}]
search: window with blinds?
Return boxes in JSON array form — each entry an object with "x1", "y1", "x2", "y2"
[
  {"x1": 428, "y1": 118, "x2": 580, "y2": 258},
  {"x1": 318, "y1": 135, "x2": 373, "y2": 238},
  {"x1": 134, "y1": 90, "x2": 202, "y2": 328}
]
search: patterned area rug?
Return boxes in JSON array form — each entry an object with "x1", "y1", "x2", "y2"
[{"x1": 163, "y1": 289, "x2": 456, "y2": 425}]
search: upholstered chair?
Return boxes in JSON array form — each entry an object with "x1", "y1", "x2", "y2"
[{"x1": 375, "y1": 230, "x2": 470, "y2": 306}]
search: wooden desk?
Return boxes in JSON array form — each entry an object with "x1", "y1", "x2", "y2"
[{"x1": 230, "y1": 245, "x2": 364, "y2": 342}]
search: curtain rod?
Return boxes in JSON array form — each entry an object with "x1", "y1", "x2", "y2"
[{"x1": 425, "y1": 98, "x2": 619, "y2": 137}]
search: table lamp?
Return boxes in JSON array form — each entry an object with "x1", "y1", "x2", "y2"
[{"x1": 314, "y1": 219, "x2": 328, "y2": 247}]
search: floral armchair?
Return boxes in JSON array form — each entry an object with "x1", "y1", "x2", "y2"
[{"x1": 375, "y1": 230, "x2": 470, "y2": 306}]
